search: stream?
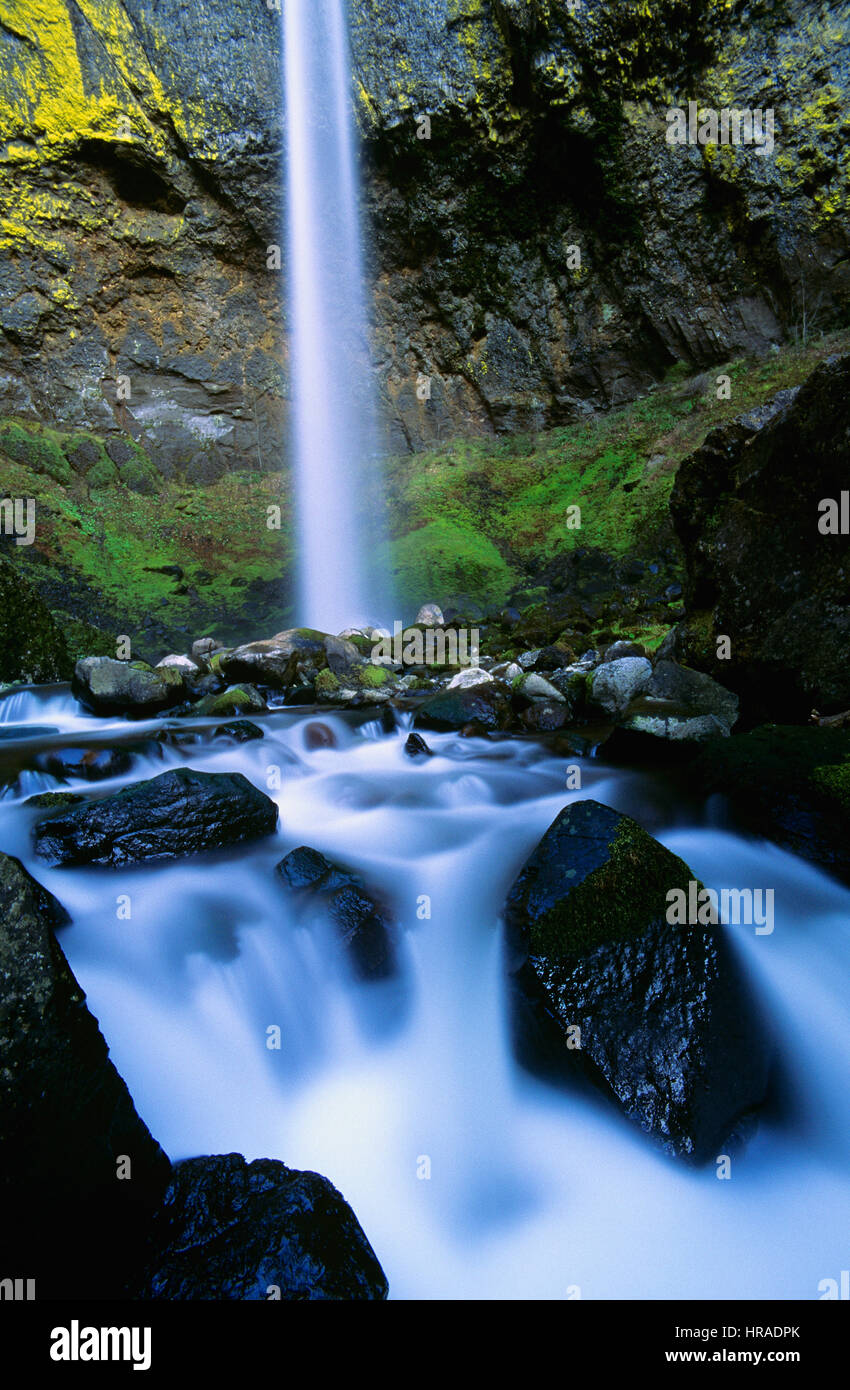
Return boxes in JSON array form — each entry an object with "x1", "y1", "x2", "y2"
[{"x1": 2, "y1": 684, "x2": 849, "y2": 1300}]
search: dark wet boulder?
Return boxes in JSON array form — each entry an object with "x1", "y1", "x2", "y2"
[
  {"x1": 0, "y1": 557, "x2": 71, "y2": 685},
  {"x1": 545, "y1": 668, "x2": 589, "y2": 720},
  {"x1": 520, "y1": 700, "x2": 569, "y2": 733},
  {"x1": 34, "y1": 767, "x2": 278, "y2": 867},
  {"x1": 0, "y1": 852, "x2": 171, "y2": 1297},
  {"x1": 534, "y1": 642, "x2": 578, "y2": 671},
  {"x1": 132, "y1": 1154, "x2": 388, "y2": 1301},
  {"x1": 671, "y1": 354, "x2": 850, "y2": 721},
  {"x1": 413, "y1": 682, "x2": 511, "y2": 733},
  {"x1": 284, "y1": 682, "x2": 318, "y2": 705},
  {"x1": 645, "y1": 660, "x2": 739, "y2": 729},
  {"x1": 215, "y1": 719, "x2": 265, "y2": 742},
  {"x1": 690, "y1": 725, "x2": 850, "y2": 886},
  {"x1": 404, "y1": 731, "x2": 434, "y2": 758},
  {"x1": 276, "y1": 846, "x2": 395, "y2": 979},
  {"x1": 603, "y1": 640, "x2": 647, "y2": 662},
  {"x1": 277, "y1": 846, "x2": 336, "y2": 891},
  {"x1": 304, "y1": 722, "x2": 337, "y2": 750},
  {"x1": 505, "y1": 799, "x2": 772, "y2": 1162},
  {"x1": 185, "y1": 672, "x2": 226, "y2": 700},
  {"x1": 72, "y1": 656, "x2": 185, "y2": 716}
]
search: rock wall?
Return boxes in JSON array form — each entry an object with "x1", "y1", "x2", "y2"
[
  {"x1": 0, "y1": 0, "x2": 848, "y2": 476},
  {"x1": 0, "y1": 0, "x2": 285, "y2": 483},
  {"x1": 671, "y1": 351, "x2": 850, "y2": 721},
  {"x1": 358, "y1": 0, "x2": 850, "y2": 448}
]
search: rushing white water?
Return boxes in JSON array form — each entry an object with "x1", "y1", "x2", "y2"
[
  {"x1": 2, "y1": 687, "x2": 849, "y2": 1299},
  {"x1": 283, "y1": 0, "x2": 383, "y2": 632}
]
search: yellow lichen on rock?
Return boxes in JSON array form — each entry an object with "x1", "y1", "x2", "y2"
[{"x1": 0, "y1": 0, "x2": 216, "y2": 162}]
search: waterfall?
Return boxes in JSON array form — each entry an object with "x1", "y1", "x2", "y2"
[{"x1": 283, "y1": 0, "x2": 384, "y2": 634}]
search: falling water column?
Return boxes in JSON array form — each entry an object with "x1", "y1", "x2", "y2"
[{"x1": 283, "y1": 0, "x2": 381, "y2": 633}]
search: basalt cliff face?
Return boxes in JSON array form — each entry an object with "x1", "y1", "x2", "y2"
[
  {"x1": 0, "y1": 0, "x2": 285, "y2": 485},
  {"x1": 0, "y1": 0, "x2": 848, "y2": 476}
]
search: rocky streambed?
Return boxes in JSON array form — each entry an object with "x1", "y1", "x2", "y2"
[{"x1": 2, "y1": 667, "x2": 850, "y2": 1299}]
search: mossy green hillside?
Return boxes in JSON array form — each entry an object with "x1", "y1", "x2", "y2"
[
  {"x1": 2, "y1": 331, "x2": 847, "y2": 667},
  {"x1": 382, "y1": 331, "x2": 850, "y2": 611},
  {"x1": 0, "y1": 420, "x2": 294, "y2": 662},
  {"x1": 378, "y1": 518, "x2": 518, "y2": 613}
]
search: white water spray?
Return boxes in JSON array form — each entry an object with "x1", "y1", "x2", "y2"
[{"x1": 283, "y1": 0, "x2": 383, "y2": 632}]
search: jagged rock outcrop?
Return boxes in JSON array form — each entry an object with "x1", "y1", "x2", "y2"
[
  {"x1": 0, "y1": 851, "x2": 171, "y2": 1296},
  {"x1": 359, "y1": 0, "x2": 850, "y2": 447},
  {"x1": 0, "y1": 0, "x2": 285, "y2": 481},
  {"x1": 671, "y1": 352, "x2": 850, "y2": 720},
  {"x1": 133, "y1": 1154, "x2": 389, "y2": 1301}
]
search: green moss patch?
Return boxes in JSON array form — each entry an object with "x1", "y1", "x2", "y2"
[
  {"x1": 379, "y1": 517, "x2": 517, "y2": 613},
  {"x1": 526, "y1": 806, "x2": 697, "y2": 959}
]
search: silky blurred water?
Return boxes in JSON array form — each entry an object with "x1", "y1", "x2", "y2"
[
  {"x1": 1, "y1": 686, "x2": 848, "y2": 1300},
  {"x1": 283, "y1": 0, "x2": 385, "y2": 630}
]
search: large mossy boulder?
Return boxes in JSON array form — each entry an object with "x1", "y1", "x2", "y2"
[
  {"x1": 193, "y1": 683, "x2": 266, "y2": 717},
  {"x1": 691, "y1": 725, "x2": 850, "y2": 886},
  {"x1": 0, "y1": 557, "x2": 71, "y2": 685},
  {"x1": 132, "y1": 1153, "x2": 388, "y2": 1301},
  {"x1": 671, "y1": 354, "x2": 850, "y2": 721},
  {"x1": 34, "y1": 767, "x2": 278, "y2": 867},
  {"x1": 0, "y1": 852, "x2": 171, "y2": 1296},
  {"x1": 504, "y1": 800, "x2": 772, "y2": 1161},
  {"x1": 73, "y1": 656, "x2": 185, "y2": 716}
]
